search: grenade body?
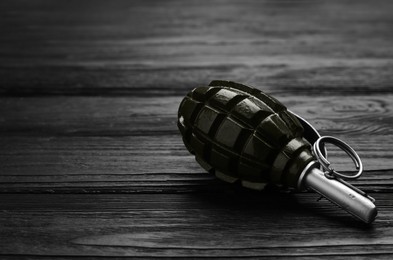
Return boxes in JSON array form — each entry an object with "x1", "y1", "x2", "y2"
[{"x1": 178, "y1": 80, "x2": 314, "y2": 190}]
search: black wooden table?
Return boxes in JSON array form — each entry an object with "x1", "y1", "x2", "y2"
[{"x1": 1, "y1": 0, "x2": 393, "y2": 258}]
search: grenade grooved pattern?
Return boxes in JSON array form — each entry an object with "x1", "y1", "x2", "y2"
[{"x1": 178, "y1": 81, "x2": 315, "y2": 189}]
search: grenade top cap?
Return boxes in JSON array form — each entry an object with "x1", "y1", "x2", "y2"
[{"x1": 178, "y1": 80, "x2": 315, "y2": 189}]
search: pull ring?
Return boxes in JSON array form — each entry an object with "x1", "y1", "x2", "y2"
[{"x1": 312, "y1": 136, "x2": 363, "y2": 180}]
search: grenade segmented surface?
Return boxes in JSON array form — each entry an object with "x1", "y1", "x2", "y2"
[{"x1": 178, "y1": 80, "x2": 314, "y2": 190}]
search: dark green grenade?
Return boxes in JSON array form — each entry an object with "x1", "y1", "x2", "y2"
[
  {"x1": 177, "y1": 80, "x2": 314, "y2": 190},
  {"x1": 177, "y1": 80, "x2": 378, "y2": 223}
]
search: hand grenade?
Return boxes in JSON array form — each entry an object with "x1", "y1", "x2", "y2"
[{"x1": 178, "y1": 80, "x2": 377, "y2": 223}]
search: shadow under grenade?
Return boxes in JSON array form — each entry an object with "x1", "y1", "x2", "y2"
[{"x1": 178, "y1": 80, "x2": 377, "y2": 223}]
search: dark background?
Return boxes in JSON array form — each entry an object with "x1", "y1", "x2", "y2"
[{"x1": 1, "y1": 0, "x2": 393, "y2": 258}]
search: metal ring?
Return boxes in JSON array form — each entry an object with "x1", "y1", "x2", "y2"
[{"x1": 312, "y1": 136, "x2": 363, "y2": 180}]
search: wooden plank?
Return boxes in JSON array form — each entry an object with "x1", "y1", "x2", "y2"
[
  {"x1": 0, "y1": 94, "x2": 392, "y2": 192},
  {"x1": 1, "y1": 62, "x2": 393, "y2": 97},
  {"x1": 0, "y1": 193, "x2": 392, "y2": 258},
  {"x1": 3, "y1": 0, "x2": 393, "y2": 64},
  {"x1": 1, "y1": 0, "x2": 393, "y2": 95},
  {"x1": 1, "y1": 95, "x2": 392, "y2": 137},
  {"x1": 0, "y1": 135, "x2": 392, "y2": 193},
  {"x1": 0, "y1": 135, "x2": 219, "y2": 193}
]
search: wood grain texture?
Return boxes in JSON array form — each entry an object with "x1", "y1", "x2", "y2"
[
  {"x1": 1, "y1": 94, "x2": 392, "y2": 137},
  {"x1": 1, "y1": 0, "x2": 393, "y2": 258},
  {"x1": 1, "y1": 0, "x2": 393, "y2": 96},
  {"x1": 0, "y1": 94, "x2": 392, "y2": 192},
  {"x1": 0, "y1": 135, "x2": 391, "y2": 193},
  {"x1": 1, "y1": 193, "x2": 393, "y2": 258}
]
